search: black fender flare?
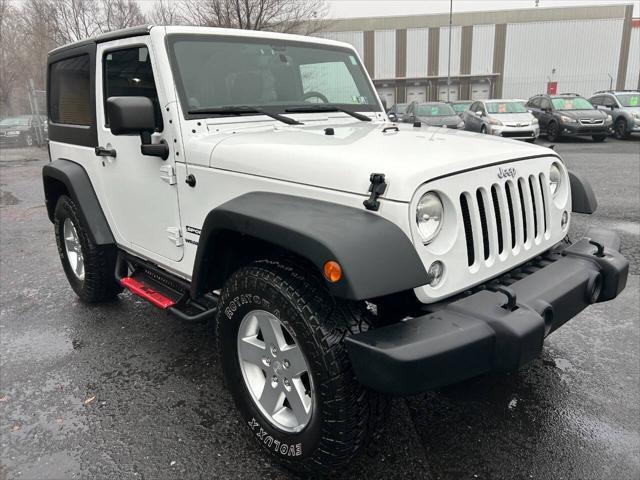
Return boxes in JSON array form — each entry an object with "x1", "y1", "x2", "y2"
[
  {"x1": 569, "y1": 170, "x2": 598, "y2": 214},
  {"x1": 191, "y1": 192, "x2": 429, "y2": 300},
  {"x1": 42, "y1": 159, "x2": 115, "y2": 245}
]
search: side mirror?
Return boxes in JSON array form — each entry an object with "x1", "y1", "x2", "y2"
[
  {"x1": 106, "y1": 96, "x2": 168, "y2": 160},
  {"x1": 476, "y1": 110, "x2": 483, "y2": 116},
  {"x1": 388, "y1": 113, "x2": 397, "y2": 122}
]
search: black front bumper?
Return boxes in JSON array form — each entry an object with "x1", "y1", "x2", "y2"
[
  {"x1": 561, "y1": 123, "x2": 612, "y2": 136},
  {"x1": 345, "y1": 228, "x2": 628, "y2": 396}
]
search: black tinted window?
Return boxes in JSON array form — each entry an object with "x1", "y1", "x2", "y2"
[
  {"x1": 104, "y1": 46, "x2": 161, "y2": 128},
  {"x1": 540, "y1": 98, "x2": 552, "y2": 110},
  {"x1": 49, "y1": 54, "x2": 91, "y2": 125}
]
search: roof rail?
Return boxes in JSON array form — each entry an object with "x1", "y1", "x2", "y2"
[
  {"x1": 558, "y1": 92, "x2": 581, "y2": 96},
  {"x1": 49, "y1": 25, "x2": 153, "y2": 56},
  {"x1": 594, "y1": 89, "x2": 639, "y2": 94}
]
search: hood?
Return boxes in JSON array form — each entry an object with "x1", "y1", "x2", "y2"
[
  {"x1": 487, "y1": 112, "x2": 534, "y2": 124},
  {"x1": 204, "y1": 121, "x2": 554, "y2": 202},
  {"x1": 417, "y1": 115, "x2": 461, "y2": 127},
  {"x1": 558, "y1": 109, "x2": 607, "y2": 121}
]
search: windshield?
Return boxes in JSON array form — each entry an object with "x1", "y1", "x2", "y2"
[
  {"x1": 616, "y1": 93, "x2": 639, "y2": 107},
  {"x1": 0, "y1": 116, "x2": 30, "y2": 127},
  {"x1": 486, "y1": 102, "x2": 527, "y2": 114},
  {"x1": 551, "y1": 97, "x2": 593, "y2": 110},
  {"x1": 167, "y1": 34, "x2": 380, "y2": 117},
  {"x1": 416, "y1": 104, "x2": 455, "y2": 116},
  {"x1": 451, "y1": 102, "x2": 471, "y2": 113}
]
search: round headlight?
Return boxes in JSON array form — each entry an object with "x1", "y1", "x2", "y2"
[
  {"x1": 549, "y1": 163, "x2": 562, "y2": 196},
  {"x1": 416, "y1": 192, "x2": 444, "y2": 244}
]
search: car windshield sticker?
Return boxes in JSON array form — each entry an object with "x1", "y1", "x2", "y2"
[
  {"x1": 431, "y1": 106, "x2": 439, "y2": 115},
  {"x1": 352, "y1": 95, "x2": 367, "y2": 104},
  {"x1": 630, "y1": 96, "x2": 639, "y2": 106},
  {"x1": 349, "y1": 55, "x2": 357, "y2": 65},
  {"x1": 498, "y1": 103, "x2": 506, "y2": 113}
]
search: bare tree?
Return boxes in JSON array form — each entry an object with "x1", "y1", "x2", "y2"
[
  {"x1": 0, "y1": 0, "x2": 22, "y2": 114},
  {"x1": 178, "y1": 0, "x2": 327, "y2": 34},
  {"x1": 103, "y1": 0, "x2": 147, "y2": 31},
  {"x1": 147, "y1": 0, "x2": 186, "y2": 25}
]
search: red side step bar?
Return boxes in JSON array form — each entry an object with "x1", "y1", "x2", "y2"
[{"x1": 120, "y1": 277, "x2": 176, "y2": 309}]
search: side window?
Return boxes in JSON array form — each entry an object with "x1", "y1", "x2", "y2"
[
  {"x1": 49, "y1": 54, "x2": 91, "y2": 125},
  {"x1": 104, "y1": 46, "x2": 162, "y2": 129},
  {"x1": 601, "y1": 96, "x2": 615, "y2": 108},
  {"x1": 540, "y1": 98, "x2": 552, "y2": 110},
  {"x1": 590, "y1": 96, "x2": 601, "y2": 106}
]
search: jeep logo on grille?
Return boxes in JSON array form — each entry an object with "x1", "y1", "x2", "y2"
[{"x1": 498, "y1": 167, "x2": 517, "y2": 179}]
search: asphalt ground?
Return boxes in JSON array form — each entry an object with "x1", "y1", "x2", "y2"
[{"x1": 1, "y1": 136, "x2": 638, "y2": 480}]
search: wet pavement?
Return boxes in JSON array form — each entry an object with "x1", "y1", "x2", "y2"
[{"x1": 1, "y1": 138, "x2": 639, "y2": 480}]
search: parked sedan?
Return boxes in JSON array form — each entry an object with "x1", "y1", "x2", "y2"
[
  {"x1": 0, "y1": 115, "x2": 47, "y2": 147},
  {"x1": 463, "y1": 99, "x2": 539, "y2": 141},
  {"x1": 404, "y1": 102, "x2": 465, "y2": 129},
  {"x1": 589, "y1": 90, "x2": 640, "y2": 139},
  {"x1": 387, "y1": 103, "x2": 409, "y2": 122},
  {"x1": 450, "y1": 100, "x2": 473, "y2": 116},
  {"x1": 526, "y1": 93, "x2": 612, "y2": 142}
]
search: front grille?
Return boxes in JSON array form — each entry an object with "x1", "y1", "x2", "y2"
[
  {"x1": 579, "y1": 118, "x2": 604, "y2": 125},
  {"x1": 459, "y1": 173, "x2": 551, "y2": 267},
  {"x1": 502, "y1": 130, "x2": 534, "y2": 138},
  {"x1": 505, "y1": 123, "x2": 530, "y2": 128}
]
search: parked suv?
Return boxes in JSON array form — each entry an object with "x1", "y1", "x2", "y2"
[
  {"x1": 526, "y1": 93, "x2": 612, "y2": 142},
  {"x1": 463, "y1": 99, "x2": 539, "y2": 141},
  {"x1": 0, "y1": 114, "x2": 47, "y2": 147},
  {"x1": 42, "y1": 26, "x2": 628, "y2": 476},
  {"x1": 403, "y1": 101, "x2": 465, "y2": 128},
  {"x1": 589, "y1": 90, "x2": 640, "y2": 139}
]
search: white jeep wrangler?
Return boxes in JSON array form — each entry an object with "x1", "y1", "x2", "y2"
[{"x1": 43, "y1": 25, "x2": 628, "y2": 475}]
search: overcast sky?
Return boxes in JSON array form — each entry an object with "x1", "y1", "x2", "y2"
[{"x1": 325, "y1": 0, "x2": 639, "y2": 18}]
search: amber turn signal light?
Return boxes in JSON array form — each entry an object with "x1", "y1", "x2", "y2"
[{"x1": 323, "y1": 261, "x2": 342, "y2": 283}]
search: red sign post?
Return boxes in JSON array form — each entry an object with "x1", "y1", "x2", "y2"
[{"x1": 547, "y1": 81, "x2": 558, "y2": 95}]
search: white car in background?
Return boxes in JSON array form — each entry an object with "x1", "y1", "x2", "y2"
[{"x1": 463, "y1": 99, "x2": 540, "y2": 142}]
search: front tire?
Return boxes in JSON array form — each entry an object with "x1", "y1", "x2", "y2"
[
  {"x1": 54, "y1": 195, "x2": 121, "y2": 302},
  {"x1": 216, "y1": 260, "x2": 387, "y2": 476},
  {"x1": 547, "y1": 121, "x2": 560, "y2": 142},
  {"x1": 614, "y1": 118, "x2": 629, "y2": 139}
]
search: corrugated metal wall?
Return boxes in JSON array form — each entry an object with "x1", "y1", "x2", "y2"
[
  {"x1": 502, "y1": 18, "x2": 624, "y2": 99},
  {"x1": 374, "y1": 29, "x2": 396, "y2": 79},
  {"x1": 471, "y1": 24, "x2": 495, "y2": 75},
  {"x1": 406, "y1": 27, "x2": 429, "y2": 77},
  {"x1": 625, "y1": 26, "x2": 640, "y2": 89},
  {"x1": 314, "y1": 31, "x2": 365, "y2": 59},
  {"x1": 439, "y1": 26, "x2": 461, "y2": 76}
]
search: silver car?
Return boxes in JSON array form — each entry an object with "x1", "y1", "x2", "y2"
[{"x1": 463, "y1": 99, "x2": 540, "y2": 142}]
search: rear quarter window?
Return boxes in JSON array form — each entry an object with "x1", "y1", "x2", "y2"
[{"x1": 49, "y1": 54, "x2": 91, "y2": 126}]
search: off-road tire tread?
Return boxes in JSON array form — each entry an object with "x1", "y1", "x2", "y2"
[
  {"x1": 216, "y1": 259, "x2": 388, "y2": 476},
  {"x1": 54, "y1": 195, "x2": 120, "y2": 303}
]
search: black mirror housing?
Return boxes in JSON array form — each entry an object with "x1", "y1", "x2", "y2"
[{"x1": 106, "y1": 96, "x2": 157, "y2": 135}]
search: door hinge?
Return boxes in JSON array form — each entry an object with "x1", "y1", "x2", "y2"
[
  {"x1": 160, "y1": 165, "x2": 177, "y2": 185},
  {"x1": 167, "y1": 227, "x2": 183, "y2": 247}
]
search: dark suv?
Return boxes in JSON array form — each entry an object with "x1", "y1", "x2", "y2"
[
  {"x1": 589, "y1": 90, "x2": 640, "y2": 139},
  {"x1": 526, "y1": 93, "x2": 612, "y2": 142},
  {"x1": 0, "y1": 114, "x2": 47, "y2": 147}
]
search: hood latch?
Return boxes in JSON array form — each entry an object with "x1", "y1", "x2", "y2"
[{"x1": 363, "y1": 173, "x2": 387, "y2": 212}]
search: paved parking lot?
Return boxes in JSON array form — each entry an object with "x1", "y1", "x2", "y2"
[{"x1": 1, "y1": 136, "x2": 638, "y2": 480}]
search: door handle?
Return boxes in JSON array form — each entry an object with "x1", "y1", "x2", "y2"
[{"x1": 95, "y1": 146, "x2": 116, "y2": 157}]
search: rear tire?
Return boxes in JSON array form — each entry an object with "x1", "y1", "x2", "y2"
[
  {"x1": 216, "y1": 260, "x2": 388, "y2": 476},
  {"x1": 592, "y1": 134, "x2": 606, "y2": 143},
  {"x1": 480, "y1": 125, "x2": 487, "y2": 134},
  {"x1": 54, "y1": 195, "x2": 121, "y2": 302}
]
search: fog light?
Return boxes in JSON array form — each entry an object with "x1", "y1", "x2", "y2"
[
  {"x1": 428, "y1": 261, "x2": 444, "y2": 287},
  {"x1": 561, "y1": 211, "x2": 569, "y2": 229}
]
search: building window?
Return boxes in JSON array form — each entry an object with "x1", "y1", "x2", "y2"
[{"x1": 49, "y1": 54, "x2": 91, "y2": 126}]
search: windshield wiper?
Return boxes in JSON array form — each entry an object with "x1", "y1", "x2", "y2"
[
  {"x1": 187, "y1": 106, "x2": 303, "y2": 125},
  {"x1": 285, "y1": 105, "x2": 372, "y2": 122}
]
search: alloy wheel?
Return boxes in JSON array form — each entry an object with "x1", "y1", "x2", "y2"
[{"x1": 63, "y1": 217, "x2": 85, "y2": 280}]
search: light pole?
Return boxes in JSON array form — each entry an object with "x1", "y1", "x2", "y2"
[{"x1": 446, "y1": 0, "x2": 453, "y2": 102}]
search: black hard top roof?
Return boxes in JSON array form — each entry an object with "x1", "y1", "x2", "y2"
[{"x1": 49, "y1": 25, "x2": 153, "y2": 56}]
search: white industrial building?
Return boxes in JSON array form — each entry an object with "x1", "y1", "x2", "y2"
[{"x1": 315, "y1": 3, "x2": 639, "y2": 105}]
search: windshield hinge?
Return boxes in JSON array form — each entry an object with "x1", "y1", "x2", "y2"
[
  {"x1": 167, "y1": 227, "x2": 183, "y2": 247},
  {"x1": 160, "y1": 165, "x2": 177, "y2": 185},
  {"x1": 363, "y1": 173, "x2": 387, "y2": 212}
]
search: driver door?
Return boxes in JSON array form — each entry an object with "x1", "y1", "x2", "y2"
[{"x1": 95, "y1": 39, "x2": 183, "y2": 262}]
